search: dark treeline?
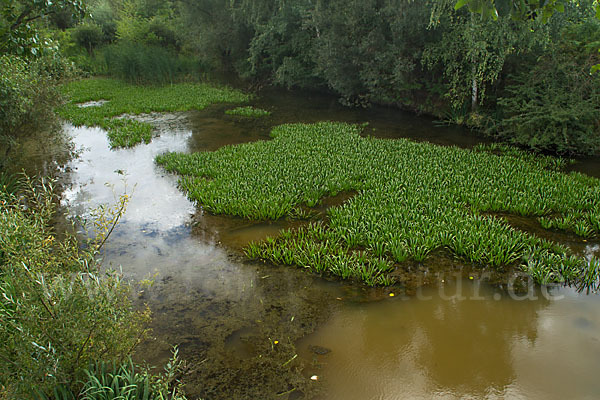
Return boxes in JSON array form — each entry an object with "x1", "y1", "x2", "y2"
[{"x1": 1, "y1": 0, "x2": 600, "y2": 154}]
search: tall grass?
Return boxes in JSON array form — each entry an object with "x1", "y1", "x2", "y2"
[
  {"x1": 102, "y1": 42, "x2": 205, "y2": 85},
  {"x1": 34, "y1": 349, "x2": 187, "y2": 400},
  {"x1": 156, "y1": 122, "x2": 600, "y2": 287}
]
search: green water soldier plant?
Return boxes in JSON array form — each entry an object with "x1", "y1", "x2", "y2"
[
  {"x1": 225, "y1": 106, "x2": 271, "y2": 117},
  {"x1": 58, "y1": 77, "x2": 251, "y2": 148},
  {"x1": 104, "y1": 118, "x2": 153, "y2": 148},
  {"x1": 156, "y1": 121, "x2": 600, "y2": 287}
]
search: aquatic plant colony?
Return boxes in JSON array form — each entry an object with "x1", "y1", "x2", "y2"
[
  {"x1": 156, "y1": 122, "x2": 600, "y2": 286},
  {"x1": 225, "y1": 106, "x2": 271, "y2": 117},
  {"x1": 58, "y1": 78, "x2": 250, "y2": 148}
]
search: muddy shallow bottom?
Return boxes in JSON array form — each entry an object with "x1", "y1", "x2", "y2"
[{"x1": 55, "y1": 89, "x2": 600, "y2": 400}]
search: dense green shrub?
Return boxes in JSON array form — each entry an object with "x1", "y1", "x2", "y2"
[
  {"x1": 0, "y1": 50, "x2": 80, "y2": 142},
  {"x1": 0, "y1": 177, "x2": 150, "y2": 397},
  {"x1": 0, "y1": 55, "x2": 35, "y2": 135},
  {"x1": 0, "y1": 55, "x2": 61, "y2": 137}
]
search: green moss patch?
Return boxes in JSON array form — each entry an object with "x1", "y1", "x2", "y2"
[
  {"x1": 58, "y1": 78, "x2": 251, "y2": 148},
  {"x1": 156, "y1": 122, "x2": 600, "y2": 286}
]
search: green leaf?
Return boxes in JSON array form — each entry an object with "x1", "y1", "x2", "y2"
[
  {"x1": 468, "y1": 0, "x2": 484, "y2": 13},
  {"x1": 496, "y1": 0, "x2": 512, "y2": 17},
  {"x1": 455, "y1": 0, "x2": 469, "y2": 10},
  {"x1": 555, "y1": 2, "x2": 564, "y2": 13}
]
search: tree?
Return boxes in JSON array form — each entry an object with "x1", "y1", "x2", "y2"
[
  {"x1": 424, "y1": 0, "x2": 543, "y2": 113},
  {"x1": 0, "y1": 0, "x2": 86, "y2": 56},
  {"x1": 455, "y1": 0, "x2": 600, "y2": 24},
  {"x1": 456, "y1": 1, "x2": 600, "y2": 72},
  {"x1": 72, "y1": 23, "x2": 104, "y2": 55},
  {"x1": 454, "y1": 0, "x2": 568, "y2": 21}
]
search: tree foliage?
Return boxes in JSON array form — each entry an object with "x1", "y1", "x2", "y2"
[
  {"x1": 493, "y1": 18, "x2": 600, "y2": 154},
  {"x1": 0, "y1": 0, "x2": 86, "y2": 56},
  {"x1": 455, "y1": 0, "x2": 569, "y2": 21},
  {"x1": 424, "y1": 0, "x2": 546, "y2": 111}
]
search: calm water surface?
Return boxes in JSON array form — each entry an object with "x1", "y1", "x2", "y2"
[{"x1": 58, "y1": 89, "x2": 600, "y2": 400}]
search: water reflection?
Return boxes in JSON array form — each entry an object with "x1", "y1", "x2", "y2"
[
  {"x1": 299, "y1": 281, "x2": 600, "y2": 400},
  {"x1": 63, "y1": 118, "x2": 192, "y2": 224},
  {"x1": 59, "y1": 118, "x2": 344, "y2": 399}
]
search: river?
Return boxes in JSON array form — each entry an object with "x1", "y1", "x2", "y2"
[{"x1": 55, "y1": 88, "x2": 600, "y2": 400}]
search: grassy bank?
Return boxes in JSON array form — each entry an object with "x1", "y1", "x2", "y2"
[
  {"x1": 58, "y1": 78, "x2": 251, "y2": 148},
  {"x1": 155, "y1": 122, "x2": 600, "y2": 287}
]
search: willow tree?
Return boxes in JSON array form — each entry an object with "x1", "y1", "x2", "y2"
[
  {"x1": 455, "y1": 0, "x2": 600, "y2": 73},
  {"x1": 422, "y1": 0, "x2": 544, "y2": 114}
]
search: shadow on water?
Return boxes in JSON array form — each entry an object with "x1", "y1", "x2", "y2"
[
  {"x1": 1, "y1": 124, "x2": 75, "y2": 178},
  {"x1": 186, "y1": 87, "x2": 489, "y2": 154},
  {"x1": 52, "y1": 86, "x2": 600, "y2": 400}
]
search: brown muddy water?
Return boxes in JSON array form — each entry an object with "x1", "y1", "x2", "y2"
[{"x1": 52, "y1": 89, "x2": 600, "y2": 400}]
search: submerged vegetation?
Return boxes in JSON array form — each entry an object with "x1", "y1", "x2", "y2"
[
  {"x1": 225, "y1": 106, "x2": 271, "y2": 118},
  {"x1": 157, "y1": 122, "x2": 600, "y2": 287},
  {"x1": 58, "y1": 78, "x2": 250, "y2": 148}
]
